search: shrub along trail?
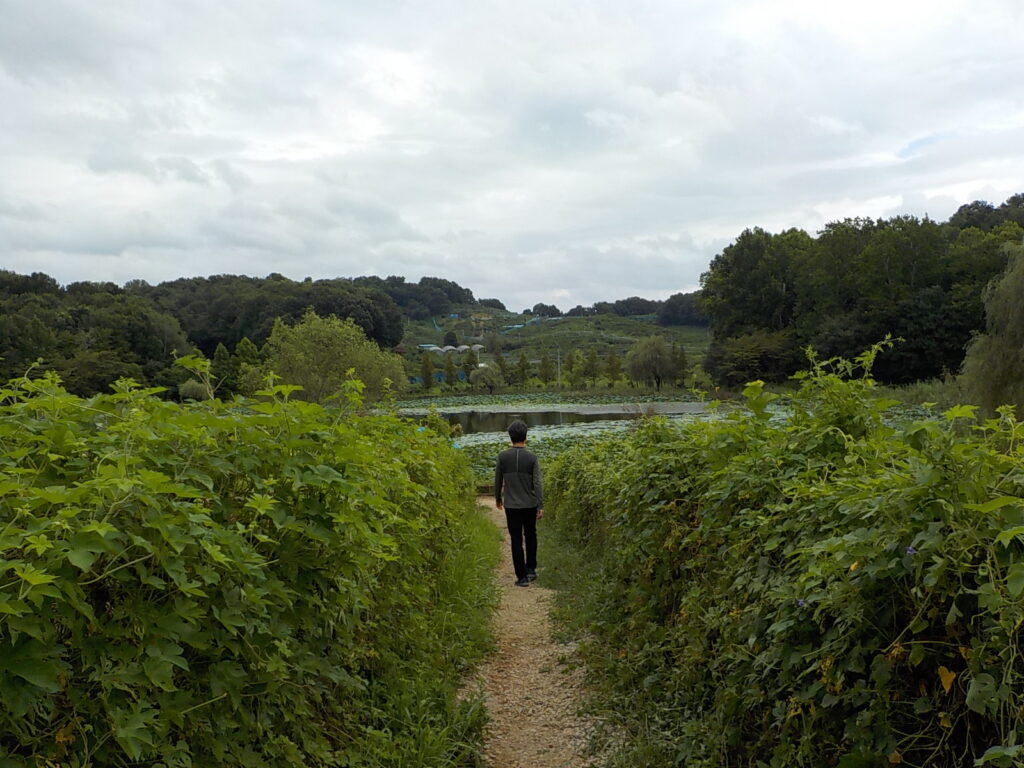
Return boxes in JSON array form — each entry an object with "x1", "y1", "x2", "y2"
[
  {"x1": 0, "y1": 374, "x2": 497, "y2": 767},
  {"x1": 474, "y1": 496, "x2": 596, "y2": 768},
  {"x1": 544, "y1": 348, "x2": 1024, "y2": 767}
]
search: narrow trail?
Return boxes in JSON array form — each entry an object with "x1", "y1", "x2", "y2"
[{"x1": 474, "y1": 496, "x2": 596, "y2": 768}]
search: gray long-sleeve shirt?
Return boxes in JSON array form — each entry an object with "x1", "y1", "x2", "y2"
[{"x1": 494, "y1": 446, "x2": 544, "y2": 509}]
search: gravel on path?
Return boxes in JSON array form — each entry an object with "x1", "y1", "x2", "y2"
[{"x1": 472, "y1": 496, "x2": 596, "y2": 768}]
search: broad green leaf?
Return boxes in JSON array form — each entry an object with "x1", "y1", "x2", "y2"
[
  {"x1": 0, "y1": 597, "x2": 27, "y2": 616},
  {"x1": 908, "y1": 643, "x2": 925, "y2": 666},
  {"x1": 81, "y1": 521, "x2": 119, "y2": 537},
  {"x1": 12, "y1": 564, "x2": 55, "y2": 586},
  {"x1": 245, "y1": 493, "x2": 277, "y2": 515},
  {"x1": 200, "y1": 539, "x2": 229, "y2": 564},
  {"x1": 995, "y1": 526, "x2": 1024, "y2": 547},
  {"x1": 943, "y1": 404, "x2": 978, "y2": 421},
  {"x1": 975, "y1": 745, "x2": 1023, "y2": 767},
  {"x1": 12, "y1": 658, "x2": 62, "y2": 691},
  {"x1": 143, "y1": 642, "x2": 187, "y2": 691},
  {"x1": 24, "y1": 534, "x2": 51, "y2": 555},
  {"x1": 967, "y1": 496, "x2": 1023, "y2": 514},
  {"x1": 976, "y1": 581, "x2": 1002, "y2": 611},
  {"x1": 912, "y1": 697, "x2": 932, "y2": 714},
  {"x1": 966, "y1": 673, "x2": 997, "y2": 715},
  {"x1": 0, "y1": 640, "x2": 64, "y2": 692},
  {"x1": 112, "y1": 707, "x2": 157, "y2": 760},
  {"x1": 945, "y1": 601, "x2": 963, "y2": 625},
  {"x1": 1008, "y1": 563, "x2": 1024, "y2": 597},
  {"x1": 32, "y1": 485, "x2": 70, "y2": 504},
  {"x1": 66, "y1": 547, "x2": 97, "y2": 571}
]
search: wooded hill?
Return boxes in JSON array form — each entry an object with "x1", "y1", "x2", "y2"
[
  {"x1": 0, "y1": 272, "x2": 703, "y2": 397},
  {"x1": 700, "y1": 193, "x2": 1024, "y2": 385}
]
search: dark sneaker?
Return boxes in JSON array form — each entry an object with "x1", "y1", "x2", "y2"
[
  {"x1": 526, "y1": 569, "x2": 537, "y2": 581},
  {"x1": 515, "y1": 577, "x2": 530, "y2": 587}
]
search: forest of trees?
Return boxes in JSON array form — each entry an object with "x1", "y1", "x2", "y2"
[
  {"x1": 537, "y1": 292, "x2": 709, "y2": 326},
  {"x1": 0, "y1": 267, "x2": 707, "y2": 398},
  {"x1": 699, "y1": 193, "x2": 1024, "y2": 386},
  {"x1": 0, "y1": 273, "x2": 464, "y2": 396}
]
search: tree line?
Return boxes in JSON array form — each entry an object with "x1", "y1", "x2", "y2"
[
  {"x1": 0, "y1": 268, "x2": 705, "y2": 398},
  {"x1": 419, "y1": 335, "x2": 689, "y2": 393},
  {"x1": 10, "y1": 191, "x2": 1019, "y2": 400},
  {"x1": 0, "y1": 272, "x2": 496, "y2": 396},
  {"x1": 699, "y1": 193, "x2": 1024, "y2": 386},
  {"x1": 526, "y1": 291, "x2": 708, "y2": 327}
]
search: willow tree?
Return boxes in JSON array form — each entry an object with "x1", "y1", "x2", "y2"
[
  {"x1": 961, "y1": 243, "x2": 1024, "y2": 413},
  {"x1": 255, "y1": 310, "x2": 406, "y2": 403},
  {"x1": 625, "y1": 335, "x2": 677, "y2": 390}
]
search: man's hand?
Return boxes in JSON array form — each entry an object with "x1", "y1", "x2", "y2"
[
  {"x1": 495, "y1": 500, "x2": 503, "y2": 510},
  {"x1": 537, "y1": 508, "x2": 544, "y2": 519}
]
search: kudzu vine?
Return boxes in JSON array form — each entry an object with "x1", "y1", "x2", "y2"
[
  {"x1": 548, "y1": 347, "x2": 1024, "y2": 767},
  {"x1": 0, "y1": 369, "x2": 495, "y2": 766}
]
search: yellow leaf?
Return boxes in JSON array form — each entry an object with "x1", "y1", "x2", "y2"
[
  {"x1": 959, "y1": 645, "x2": 972, "y2": 661},
  {"x1": 940, "y1": 712, "x2": 952, "y2": 728},
  {"x1": 938, "y1": 665, "x2": 956, "y2": 694},
  {"x1": 888, "y1": 750, "x2": 903, "y2": 764},
  {"x1": 850, "y1": 561, "x2": 861, "y2": 571}
]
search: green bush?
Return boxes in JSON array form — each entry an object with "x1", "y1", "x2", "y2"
[
  {"x1": 547, "y1": 349, "x2": 1024, "y2": 767},
  {"x1": 0, "y1": 373, "x2": 496, "y2": 766}
]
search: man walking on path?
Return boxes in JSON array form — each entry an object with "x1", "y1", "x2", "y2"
[{"x1": 495, "y1": 420, "x2": 544, "y2": 587}]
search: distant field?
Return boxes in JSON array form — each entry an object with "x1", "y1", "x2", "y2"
[
  {"x1": 394, "y1": 391, "x2": 703, "y2": 409},
  {"x1": 402, "y1": 306, "x2": 710, "y2": 365}
]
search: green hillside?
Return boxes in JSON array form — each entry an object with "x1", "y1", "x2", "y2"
[{"x1": 402, "y1": 306, "x2": 710, "y2": 366}]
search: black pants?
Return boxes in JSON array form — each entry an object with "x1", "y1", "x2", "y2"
[{"x1": 504, "y1": 507, "x2": 537, "y2": 579}]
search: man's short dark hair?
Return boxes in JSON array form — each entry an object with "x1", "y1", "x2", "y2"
[{"x1": 508, "y1": 420, "x2": 528, "y2": 443}]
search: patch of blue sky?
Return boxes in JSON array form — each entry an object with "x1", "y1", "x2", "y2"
[{"x1": 897, "y1": 132, "x2": 950, "y2": 159}]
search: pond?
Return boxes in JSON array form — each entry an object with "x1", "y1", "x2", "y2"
[{"x1": 425, "y1": 402, "x2": 708, "y2": 435}]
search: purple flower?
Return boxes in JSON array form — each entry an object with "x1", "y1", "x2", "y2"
[
  {"x1": 906, "y1": 546, "x2": 918, "y2": 556},
  {"x1": 797, "y1": 599, "x2": 806, "y2": 608}
]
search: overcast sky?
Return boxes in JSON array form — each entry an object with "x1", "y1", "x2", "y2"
[{"x1": 1, "y1": 1, "x2": 1022, "y2": 310}]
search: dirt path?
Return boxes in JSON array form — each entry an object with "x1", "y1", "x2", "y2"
[{"x1": 474, "y1": 496, "x2": 596, "y2": 768}]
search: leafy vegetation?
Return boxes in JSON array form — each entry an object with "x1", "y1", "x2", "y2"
[
  {"x1": 545, "y1": 347, "x2": 1024, "y2": 767},
  {"x1": 0, "y1": 370, "x2": 498, "y2": 766}
]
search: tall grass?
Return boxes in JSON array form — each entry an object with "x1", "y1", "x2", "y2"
[{"x1": 876, "y1": 376, "x2": 972, "y2": 411}]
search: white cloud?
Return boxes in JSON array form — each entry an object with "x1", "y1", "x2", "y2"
[{"x1": 0, "y1": 0, "x2": 1022, "y2": 310}]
